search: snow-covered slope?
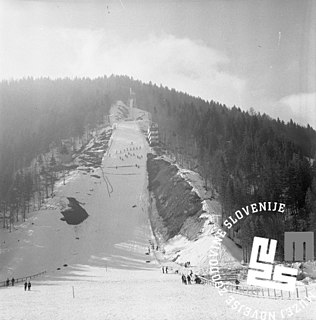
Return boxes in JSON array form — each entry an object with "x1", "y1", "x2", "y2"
[
  {"x1": 169, "y1": 165, "x2": 242, "y2": 268},
  {"x1": 0, "y1": 120, "x2": 154, "y2": 280},
  {"x1": 147, "y1": 155, "x2": 242, "y2": 274},
  {"x1": 1, "y1": 114, "x2": 316, "y2": 320}
]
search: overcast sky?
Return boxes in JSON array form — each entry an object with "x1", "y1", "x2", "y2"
[{"x1": 0, "y1": 0, "x2": 315, "y2": 128}]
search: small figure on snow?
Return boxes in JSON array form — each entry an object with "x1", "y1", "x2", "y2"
[
  {"x1": 187, "y1": 274, "x2": 191, "y2": 285},
  {"x1": 181, "y1": 274, "x2": 187, "y2": 285},
  {"x1": 6, "y1": 278, "x2": 9, "y2": 286},
  {"x1": 28, "y1": 281, "x2": 31, "y2": 291},
  {"x1": 24, "y1": 281, "x2": 27, "y2": 291},
  {"x1": 11, "y1": 278, "x2": 15, "y2": 286},
  {"x1": 235, "y1": 278, "x2": 240, "y2": 290},
  {"x1": 162, "y1": 266, "x2": 165, "y2": 274},
  {"x1": 165, "y1": 266, "x2": 168, "y2": 274}
]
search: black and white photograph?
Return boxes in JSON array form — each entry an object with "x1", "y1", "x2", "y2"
[{"x1": 0, "y1": 0, "x2": 316, "y2": 319}]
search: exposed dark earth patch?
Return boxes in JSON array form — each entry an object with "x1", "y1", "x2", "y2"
[
  {"x1": 147, "y1": 154, "x2": 204, "y2": 241},
  {"x1": 60, "y1": 197, "x2": 89, "y2": 225}
]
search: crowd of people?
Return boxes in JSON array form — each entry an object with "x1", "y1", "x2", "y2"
[
  {"x1": 160, "y1": 261, "x2": 203, "y2": 285},
  {"x1": 181, "y1": 270, "x2": 202, "y2": 285},
  {"x1": 114, "y1": 142, "x2": 143, "y2": 165},
  {"x1": 5, "y1": 277, "x2": 32, "y2": 291}
]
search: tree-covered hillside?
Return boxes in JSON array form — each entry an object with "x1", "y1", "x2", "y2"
[{"x1": 1, "y1": 75, "x2": 315, "y2": 260}]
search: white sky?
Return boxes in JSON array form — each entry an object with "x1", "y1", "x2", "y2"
[{"x1": 0, "y1": 0, "x2": 315, "y2": 128}]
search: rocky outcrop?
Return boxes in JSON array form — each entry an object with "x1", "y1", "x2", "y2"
[{"x1": 147, "y1": 154, "x2": 204, "y2": 241}]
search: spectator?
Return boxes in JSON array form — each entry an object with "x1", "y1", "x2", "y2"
[
  {"x1": 28, "y1": 281, "x2": 31, "y2": 291},
  {"x1": 195, "y1": 276, "x2": 202, "y2": 284},
  {"x1": 24, "y1": 281, "x2": 27, "y2": 291},
  {"x1": 6, "y1": 278, "x2": 9, "y2": 286},
  {"x1": 11, "y1": 278, "x2": 15, "y2": 286}
]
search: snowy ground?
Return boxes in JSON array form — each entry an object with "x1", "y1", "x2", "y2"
[
  {"x1": 1, "y1": 267, "x2": 315, "y2": 320},
  {"x1": 1, "y1": 119, "x2": 316, "y2": 320}
]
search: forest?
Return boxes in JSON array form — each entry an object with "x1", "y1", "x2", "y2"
[{"x1": 1, "y1": 75, "x2": 316, "y2": 260}]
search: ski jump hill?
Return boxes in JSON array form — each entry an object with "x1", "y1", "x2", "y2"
[{"x1": 0, "y1": 102, "x2": 315, "y2": 320}]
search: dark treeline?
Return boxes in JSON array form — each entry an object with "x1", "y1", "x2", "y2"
[
  {"x1": 0, "y1": 77, "x2": 113, "y2": 229},
  {"x1": 1, "y1": 75, "x2": 316, "y2": 261},
  {"x1": 126, "y1": 76, "x2": 316, "y2": 261}
]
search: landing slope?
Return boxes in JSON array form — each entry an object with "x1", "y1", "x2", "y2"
[
  {"x1": 0, "y1": 120, "x2": 154, "y2": 279},
  {"x1": 1, "y1": 120, "x2": 315, "y2": 320}
]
